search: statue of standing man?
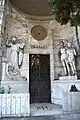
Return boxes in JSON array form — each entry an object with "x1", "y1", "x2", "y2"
[
  {"x1": 67, "y1": 42, "x2": 76, "y2": 75},
  {"x1": 59, "y1": 41, "x2": 69, "y2": 76}
]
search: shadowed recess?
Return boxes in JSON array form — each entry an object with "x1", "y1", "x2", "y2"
[{"x1": 9, "y1": 0, "x2": 52, "y2": 16}]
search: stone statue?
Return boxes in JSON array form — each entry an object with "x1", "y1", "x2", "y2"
[
  {"x1": 67, "y1": 42, "x2": 76, "y2": 75},
  {"x1": 6, "y1": 36, "x2": 25, "y2": 72},
  {"x1": 6, "y1": 63, "x2": 27, "y2": 81},
  {"x1": 59, "y1": 41, "x2": 69, "y2": 75},
  {"x1": 6, "y1": 36, "x2": 27, "y2": 81}
]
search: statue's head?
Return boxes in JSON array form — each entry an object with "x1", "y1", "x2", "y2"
[
  {"x1": 67, "y1": 42, "x2": 72, "y2": 48},
  {"x1": 12, "y1": 36, "x2": 17, "y2": 43},
  {"x1": 60, "y1": 41, "x2": 64, "y2": 46}
]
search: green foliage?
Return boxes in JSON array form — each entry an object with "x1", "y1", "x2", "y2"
[
  {"x1": 50, "y1": 0, "x2": 80, "y2": 25},
  {"x1": 0, "y1": 87, "x2": 5, "y2": 94},
  {"x1": 0, "y1": 86, "x2": 12, "y2": 94}
]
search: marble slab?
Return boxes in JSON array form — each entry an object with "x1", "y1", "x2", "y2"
[
  {"x1": 59, "y1": 75, "x2": 77, "y2": 80},
  {"x1": 63, "y1": 92, "x2": 80, "y2": 111},
  {"x1": 0, "y1": 93, "x2": 30, "y2": 117}
]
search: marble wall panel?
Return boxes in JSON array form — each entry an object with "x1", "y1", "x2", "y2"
[{"x1": 0, "y1": 93, "x2": 30, "y2": 117}]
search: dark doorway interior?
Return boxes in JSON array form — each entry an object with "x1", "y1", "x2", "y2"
[{"x1": 29, "y1": 54, "x2": 51, "y2": 103}]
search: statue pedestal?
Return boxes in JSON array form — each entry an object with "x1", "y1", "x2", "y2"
[
  {"x1": 63, "y1": 91, "x2": 80, "y2": 112},
  {"x1": 51, "y1": 79, "x2": 80, "y2": 111},
  {"x1": 59, "y1": 75, "x2": 77, "y2": 81}
]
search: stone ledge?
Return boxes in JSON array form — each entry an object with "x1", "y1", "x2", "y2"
[
  {"x1": 1, "y1": 80, "x2": 28, "y2": 84},
  {"x1": 1, "y1": 81, "x2": 29, "y2": 93},
  {"x1": 53, "y1": 79, "x2": 80, "y2": 83},
  {"x1": 59, "y1": 76, "x2": 77, "y2": 81},
  {"x1": 0, "y1": 112, "x2": 80, "y2": 120}
]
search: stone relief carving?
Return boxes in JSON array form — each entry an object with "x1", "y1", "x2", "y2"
[
  {"x1": 5, "y1": 36, "x2": 27, "y2": 81},
  {"x1": 6, "y1": 63, "x2": 27, "y2": 81},
  {"x1": 59, "y1": 41, "x2": 77, "y2": 76}
]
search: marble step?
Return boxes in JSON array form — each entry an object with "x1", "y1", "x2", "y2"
[
  {"x1": 1, "y1": 113, "x2": 80, "y2": 120},
  {"x1": 59, "y1": 75, "x2": 77, "y2": 81}
]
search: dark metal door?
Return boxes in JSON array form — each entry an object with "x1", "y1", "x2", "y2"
[{"x1": 29, "y1": 54, "x2": 51, "y2": 103}]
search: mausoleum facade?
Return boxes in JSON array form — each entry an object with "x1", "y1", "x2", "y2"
[{"x1": 0, "y1": 0, "x2": 80, "y2": 117}]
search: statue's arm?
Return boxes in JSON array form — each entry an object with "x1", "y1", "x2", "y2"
[
  {"x1": 6, "y1": 63, "x2": 9, "y2": 75},
  {"x1": 74, "y1": 48, "x2": 76, "y2": 56},
  {"x1": 6, "y1": 40, "x2": 12, "y2": 47},
  {"x1": 19, "y1": 42, "x2": 26, "y2": 49},
  {"x1": 6, "y1": 44, "x2": 11, "y2": 47},
  {"x1": 58, "y1": 49, "x2": 61, "y2": 61}
]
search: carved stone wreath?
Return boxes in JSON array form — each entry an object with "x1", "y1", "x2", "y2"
[{"x1": 31, "y1": 25, "x2": 47, "y2": 41}]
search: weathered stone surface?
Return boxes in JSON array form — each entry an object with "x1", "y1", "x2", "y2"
[
  {"x1": 0, "y1": 1, "x2": 80, "y2": 118},
  {"x1": 1, "y1": 81, "x2": 28, "y2": 93},
  {"x1": 59, "y1": 76, "x2": 77, "y2": 80},
  {"x1": 63, "y1": 92, "x2": 80, "y2": 111},
  {"x1": 52, "y1": 80, "x2": 80, "y2": 106},
  {"x1": 0, "y1": 93, "x2": 30, "y2": 117},
  {"x1": 3, "y1": 4, "x2": 78, "y2": 82},
  {"x1": 0, "y1": 112, "x2": 80, "y2": 120},
  {"x1": 0, "y1": 0, "x2": 5, "y2": 81}
]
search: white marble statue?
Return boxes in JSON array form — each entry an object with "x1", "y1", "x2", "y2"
[
  {"x1": 59, "y1": 41, "x2": 69, "y2": 75},
  {"x1": 6, "y1": 63, "x2": 27, "y2": 81},
  {"x1": 67, "y1": 42, "x2": 76, "y2": 75},
  {"x1": 6, "y1": 36, "x2": 25, "y2": 71},
  {"x1": 6, "y1": 36, "x2": 27, "y2": 81}
]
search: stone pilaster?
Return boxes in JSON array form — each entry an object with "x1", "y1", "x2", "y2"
[{"x1": 0, "y1": 0, "x2": 6, "y2": 82}]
